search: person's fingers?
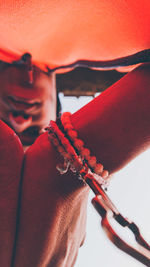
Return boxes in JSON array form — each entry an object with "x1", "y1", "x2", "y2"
[
  {"x1": 0, "y1": 120, "x2": 24, "y2": 266},
  {"x1": 13, "y1": 133, "x2": 89, "y2": 267}
]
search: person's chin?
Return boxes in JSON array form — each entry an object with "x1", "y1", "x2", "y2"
[
  {"x1": 19, "y1": 135, "x2": 35, "y2": 146},
  {"x1": 1, "y1": 117, "x2": 41, "y2": 147},
  {"x1": 18, "y1": 127, "x2": 41, "y2": 146}
]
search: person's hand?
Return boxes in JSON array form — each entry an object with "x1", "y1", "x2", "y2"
[{"x1": 0, "y1": 125, "x2": 88, "y2": 267}]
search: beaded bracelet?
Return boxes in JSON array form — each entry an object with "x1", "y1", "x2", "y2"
[
  {"x1": 61, "y1": 112, "x2": 109, "y2": 179},
  {"x1": 47, "y1": 120, "x2": 83, "y2": 174},
  {"x1": 46, "y1": 115, "x2": 110, "y2": 188},
  {"x1": 47, "y1": 115, "x2": 150, "y2": 266}
]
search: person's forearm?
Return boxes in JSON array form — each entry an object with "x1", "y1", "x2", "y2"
[
  {"x1": 13, "y1": 133, "x2": 89, "y2": 267},
  {"x1": 71, "y1": 63, "x2": 150, "y2": 173},
  {"x1": 12, "y1": 63, "x2": 150, "y2": 267}
]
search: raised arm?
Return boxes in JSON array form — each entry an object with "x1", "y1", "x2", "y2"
[
  {"x1": 13, "y1": 63, "x2": 150, "y2": 267},
  {"x1": 71, "y1": 63, "x2": 150, "y2": 173}
]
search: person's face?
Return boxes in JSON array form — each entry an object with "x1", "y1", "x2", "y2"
[{"x1": 0, "y1": 64, "x2": 56, "y2": 146}]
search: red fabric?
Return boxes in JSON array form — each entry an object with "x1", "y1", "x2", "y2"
[
  {"x1": 0, "y1": 0, "x2": 150, "y2": 71},
  {"x1": 0, "y1": 1, "x2": 150, "y2": 266},
  {"x1": 0, "y1": 121, "x2": 24, "y2": 266},
  {"x1": 0, "y1": 63, "x2": 150, "y2": 266}
]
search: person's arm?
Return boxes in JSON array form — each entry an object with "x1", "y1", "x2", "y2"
[
  {"x1": 71, "y1": 63, "x2": 150, "y2": 173},
  {"x1": 13, "y1": 133, "x2": 89, "y2": 267},
  {"x1": 13, "y1": 63, "x2": 150, "y2": 267}
]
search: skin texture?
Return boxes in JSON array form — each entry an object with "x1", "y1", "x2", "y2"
[
  {"x1": 72, "y1": 63, "x2": 150, "y2": 173},
  {"x1": 13, "y1": 133, "x2": 89, "y2": 267},
  {"x1": 9, "y1": 63, "x2": 150, "y2": 266}
]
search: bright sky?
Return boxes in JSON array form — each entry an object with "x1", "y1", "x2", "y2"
[{"x1": 59, "y1": 93, "x2": 150, "y2": 267}]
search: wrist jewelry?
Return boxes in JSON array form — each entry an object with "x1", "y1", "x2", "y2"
[
  {"x1": 46, "y1": 113, "x2": 150, "y2": 266},
  {"x1": 61, "y1": 112, "x2": 109, "y2": 179},
  {"x1": 46, "y1": 115, "x2": 110, "y2": 188}
]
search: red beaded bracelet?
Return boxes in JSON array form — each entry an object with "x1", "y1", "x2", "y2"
[
  {"x1": 61, "y1": 112, "x2": 109, "y2": 179},
  {"x1": 46, "y1": 115, "x2": 110, "y2": 187}
]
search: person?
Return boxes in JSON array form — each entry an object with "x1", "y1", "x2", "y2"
[
  {"x1": 1, "y1": 55, "x2": 150, "y2": 267},
  {"x1": 0, "y1": 53, "x2": 90, "y2": 267},
  {"x1": 0, "y1": 1, "x2": 150, "y2": 266}
]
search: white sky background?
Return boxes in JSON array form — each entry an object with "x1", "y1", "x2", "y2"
[{"x1": 59, "y1": 93, "x2": 150, "y2": 267}]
